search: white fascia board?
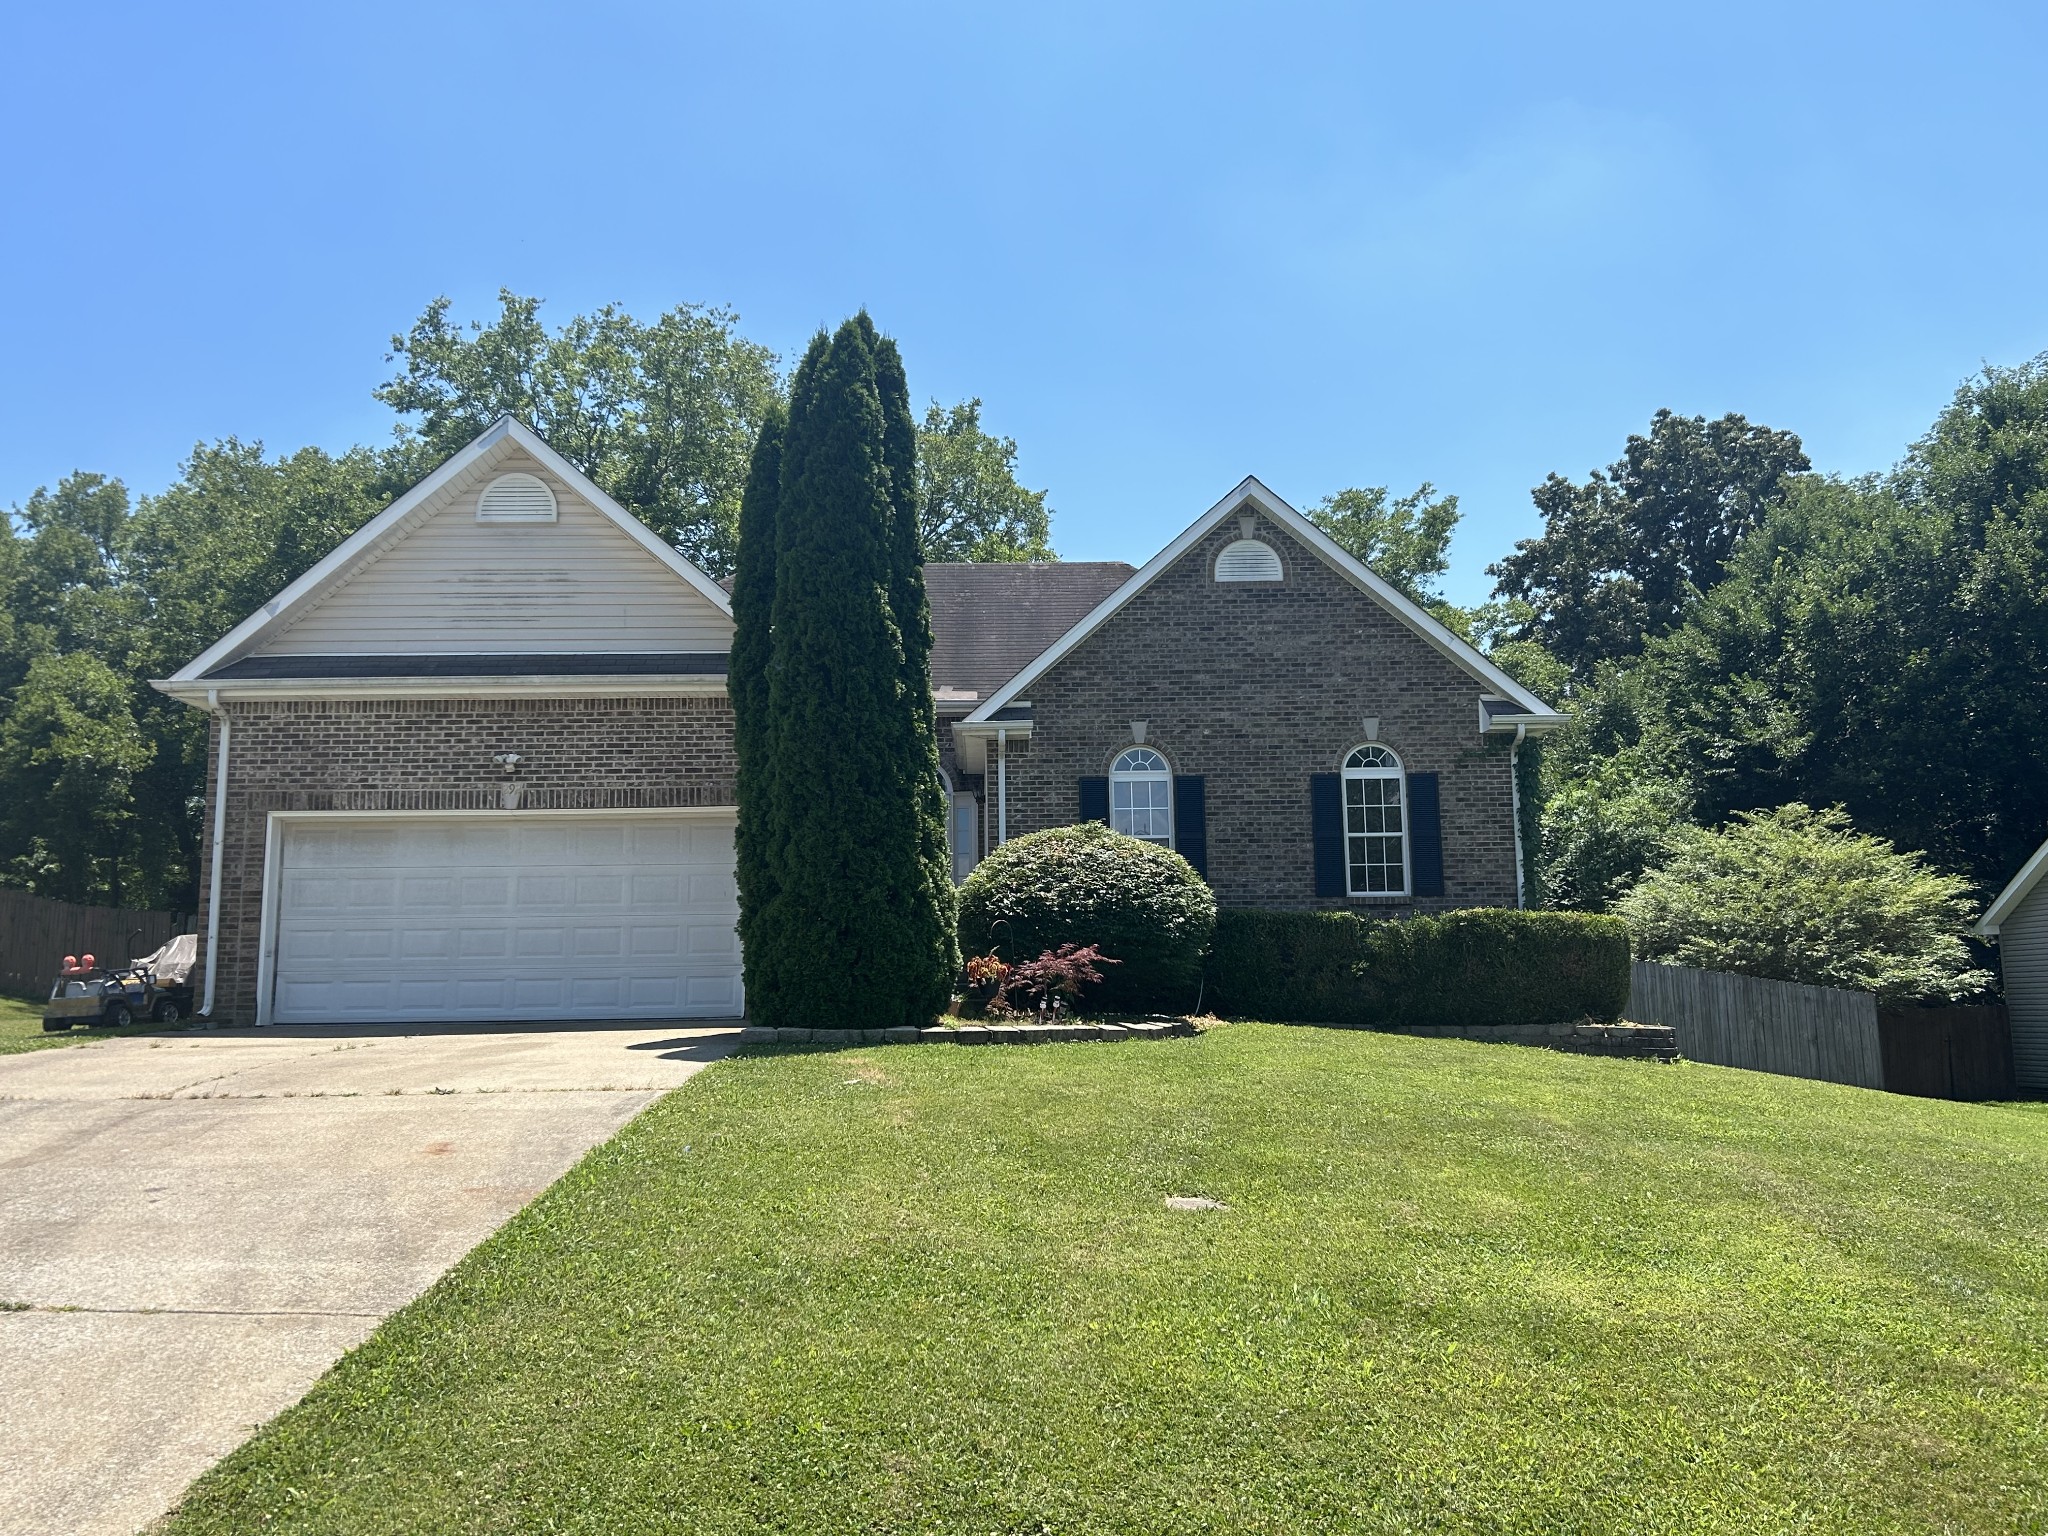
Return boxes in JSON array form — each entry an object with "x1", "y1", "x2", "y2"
[
  {"x1": 152, "y1": 675, "x2": 727, "y2": 706},
  {"x1": 963, "y1": 476, "x2": 1558, "y2": 724},
  {"x1": 170, "y1": 417, "x2": 732, "y2": 684},
  {"x1": 1978, "y1": 837, "x2": 2048, "y2": 936}
]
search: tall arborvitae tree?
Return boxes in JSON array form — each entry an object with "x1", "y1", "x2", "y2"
[
  {"x1": 747, "y1": 315, "x2": 955, "y2": 1027},
  {"x1": 730, "y1": 397, "x2": 786, "y2": 1004},
  {"x1": 871, "y1": 322, "x2": 960, "y2": 1010}
]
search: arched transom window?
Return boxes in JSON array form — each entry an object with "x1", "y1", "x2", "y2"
[
  {"x1": 1110, "y1": 747, "x2": 1173, "y2": 845},
  {"x1": 1342, "y1": 744, "x2": 1407, "y2": 895}
]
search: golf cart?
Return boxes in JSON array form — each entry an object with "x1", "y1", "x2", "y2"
[{"x1": 41, "y1": 933, "x2": 197, "y2": 1032}]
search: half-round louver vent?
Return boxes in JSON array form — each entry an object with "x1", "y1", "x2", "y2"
[
  {"x1": 476, "y1": 471, "x2": 558, "y2": 524},
  {"x1": 1215, "y1": 538, "x2": 1283, "y2": 582}
]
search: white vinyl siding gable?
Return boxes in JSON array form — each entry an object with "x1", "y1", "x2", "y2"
[
  {"x1": 2004, "y1": 881, "x2": 2048, "y2": 1092},
  {"x1": 253, "y1": 452, "x2": 733, "y2": 656}
]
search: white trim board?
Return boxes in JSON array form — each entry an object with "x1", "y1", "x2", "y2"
[
  {"x1": 155, "y1": 675, "x2": 728, "y2": 705},
  {"x1": 962, "y1": 476, "x2": 1565, "y2": 729},
  {"x1": 169, "y1": 418, "x2": 733, "y2": 686},
  {"x1": 1980, "y1": 837, "x2": 2048, "y2": 936},
  {"x1": 252, "y1": 805, "x2": 739, "y2": 1027}
]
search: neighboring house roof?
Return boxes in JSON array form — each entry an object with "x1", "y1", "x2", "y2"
[
  {"x1": 926, "y1": 562, "x2": 1135, "y2": 707},
  {"x1": 158, "y1": 418, "x2": 733, "y2": 702},
  {"x1": 961, "y1": 476, "x2": 1565, "y2": 730},
  {"x1": 1979, "y1": 838, "x2": 2048, "y2": 936}
]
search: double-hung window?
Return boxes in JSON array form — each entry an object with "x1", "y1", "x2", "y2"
[
  {"x1": 1110, "y1": 747, "x2": 1173, "y2": 845},
  {"x1": 1342, "y1": 744, "x2": 1407, "y2": 895}
]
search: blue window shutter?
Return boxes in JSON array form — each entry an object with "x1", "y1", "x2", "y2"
[
  {"x1": 1079, "y1": 776, "x2": 1109, "y2": 824},
  {"x1": 1408, "y1": 772, "x2": 1443, "y2": 897},
  {"x1": 1310, "y1": 773, "x2": 1345, "y2": 897},
  {"x1": 1173, "y1": 775, "x2": 1207, "y2": 879}
]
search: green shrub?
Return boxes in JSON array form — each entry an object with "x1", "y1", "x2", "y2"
[
  {"x1": 957, "y1": 823, "x2": 1217, "y2": 1014},
  {"x1": 1203, "y1": 907, "x2": 1632, "y2": 1028},
  {"x1": 1355, "y1": 908, "x2": 1632, "y2": 1028},
  {"x1": 1615, "y1": 803, "x2": 1992, "y2": 1002},
  {"x1": 1203, "y1": 910, "x2": 1374, "y2": 1024}
]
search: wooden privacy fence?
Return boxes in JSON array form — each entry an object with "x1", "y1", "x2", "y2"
[
  {"x1": 1626, "y1": 960, "x2": 2014, "y2": 1100},
  {"x1": 0, "y1": 889, "x2": 194, "y2": 999}
]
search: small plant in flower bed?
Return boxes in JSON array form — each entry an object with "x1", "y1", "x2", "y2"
[
  {"x1": 961, "y1": 946, "x2": 1119, "y2": 1020},
  {"x1": 961, "y1": 953, "x2": 1010, "y2": 1015},
  {"x1": 995, "y1": 944, "x2": 1117, "y2": 1021}
]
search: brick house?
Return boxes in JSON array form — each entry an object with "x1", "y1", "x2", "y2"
[{"x1": 157, "y1": 419, "x2": 1561, "y2": 1026}]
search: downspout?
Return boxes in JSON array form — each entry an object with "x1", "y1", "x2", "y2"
[
  {"x1": 996, "y1": 728, "x2": 1009, "y2": 846},
  {"x1": 199, "y1": 693, "x2": 230, "y2": 1019},
  {"x1": 1508, "y1": 721, "x2": 1528, "y2": 911}
]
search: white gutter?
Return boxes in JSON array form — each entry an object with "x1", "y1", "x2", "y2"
[
  {"x1": 200, "y1": 695, "x2": 230, "y2": 1019},
  {"x1": 1508, "y1": 721, "x2": 1528, "y2": 910},
  {"x1": 997, "y1": 728, "x2": 1009, "y2": 845}
]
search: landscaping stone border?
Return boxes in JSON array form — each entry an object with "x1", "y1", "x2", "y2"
[
  {"x1": 1391, "y1": 1019, "x2": 1679, "y2": 1061},
  {"x1": 736, "y1": 1019, "x2": 1201, "y2": 1049}
]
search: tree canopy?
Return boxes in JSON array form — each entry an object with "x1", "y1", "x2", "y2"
[
  {"x1": 1307, "y1": 483, "x2": 1459, "y2": 603},
  {"x1": 1490, "y1": 410, "x2": 1810, "y2": 683},
  {"x1": 917, "y1": 399, "x2": 1054, "y2": 561}
]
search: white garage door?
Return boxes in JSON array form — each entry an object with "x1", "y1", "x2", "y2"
[{"x1": 269, "y1": 814, "x2": 742, "y2": 1024}]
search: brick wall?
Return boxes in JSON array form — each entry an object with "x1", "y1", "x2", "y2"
[
  {"x1": 997, "y1": 512, "x2": 1521, "y2": 912},
  {"x1": 195, "y1": 695, "x2": 736, "y2": 1023}
]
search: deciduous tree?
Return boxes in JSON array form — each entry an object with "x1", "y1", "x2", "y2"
[{"x1": 915, "y1": 398, "x2": 1054, "y2": 562}]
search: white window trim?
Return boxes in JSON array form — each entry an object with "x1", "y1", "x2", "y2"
[
  {"x1": 1110, "y1": 745, "x2": 1174, "y2": 848},
  {"x1": 1340, "y1": 744, "x2": 1411, "y2": 899}
]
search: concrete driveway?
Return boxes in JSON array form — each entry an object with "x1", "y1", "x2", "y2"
[{"x1": 0, "y1": 1020, "x2": 737, "y2": 1536}]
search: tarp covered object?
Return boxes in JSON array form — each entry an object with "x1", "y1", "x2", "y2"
[{"x1": 136, "y1": 932, "x2": 198, "y2": 985}]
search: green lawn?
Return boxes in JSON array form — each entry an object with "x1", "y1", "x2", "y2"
[
  {"x1": 0, "y1": 990, "x2": 178, "y2": 1054},
  {"x1": 161, "y1": 1024, "x2": 2048, "y2": 1535}
]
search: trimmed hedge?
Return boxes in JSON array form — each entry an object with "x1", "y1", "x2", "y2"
[
  {"x1": 1203, "y1": 907, "x2": 1631, "y2": 1029},
  {"x1": 1202, "y1": 910, "x2": 1374, "y2": 1025},
  {"x1": 957, "y1": 823, "x2": 1217, "y2": 1014}
]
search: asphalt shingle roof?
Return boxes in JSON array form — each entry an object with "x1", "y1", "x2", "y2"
[{"x1": 924, "y1": 561, "x2": 1134, "y2": 705}]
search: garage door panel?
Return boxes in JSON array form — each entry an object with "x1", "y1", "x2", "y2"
[
  {"x1": 512, "y1": 925, "x2": 569, "y2": 959},
  {"x1": 456, "y1": 928, "x2": 512, "y2": 960},
  {"x1": 516, "y1": 873, "x2": 572, "y2": 906},
  {"x1": 271, "y1": 815, "x2": 741, "y2": 1023},
  {"x1": 628, "y1": 925, "x2": 684, "y2": 958},
  {"x1": 399, "y1": 875, "x2": 457, "y2": 907},
  {"x1": 687, "y1": 922, "x2": 736, "y2": 956},
  {"x1": 569, "y1": 925, "x2": 625, "y2": 958},
  {"x1": 569, "y1": 824, "x2": 628, "y2": 859},
  {"x1": 687, "y1": 974, "x2": 741, "y2": 1008},
  {"x1": 459, "y1": 876, "x2": 513, "y2": 909},
  {"x1": 631, "y1": 873, "x2": 683, "y2": 904},
  {"x1": 574, "y1": 875, "x2": 627, "y2": 908}
]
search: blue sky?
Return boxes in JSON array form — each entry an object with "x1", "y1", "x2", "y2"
[{"x1": 4, "y1": 2, "x2": 2044, "y2": 603}]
